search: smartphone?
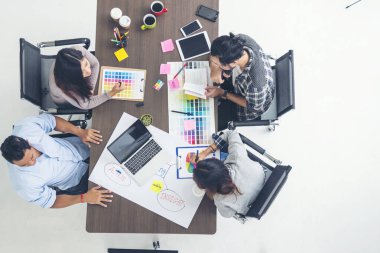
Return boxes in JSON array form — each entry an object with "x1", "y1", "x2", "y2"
[
  {"x1": 180, "y1": 19, "x2": 202, "y2": 37},
  {"x1": 196, "y1": 5, "x2": 219, "y2": 22}
]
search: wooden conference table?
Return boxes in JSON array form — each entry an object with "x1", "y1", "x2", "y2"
[{"x1": 86, "y1": 0, "x2": 219, "y2": 233}]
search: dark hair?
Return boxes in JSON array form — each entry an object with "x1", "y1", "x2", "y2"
[
  {"x1": 193, "y1": 158, "x2": 241, "y2": 196},
  {"x1": 54, "y1": 48, "x2": 92, "y2": 104},
  {"x1": 1, "y1": 135, "x2": 31, "y2": 163},
  {"x1": 210, "y1": 33, "x2": 245, "y2": 65}
]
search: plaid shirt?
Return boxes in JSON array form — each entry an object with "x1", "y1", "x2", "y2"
[{"x1": 234, "y1": 43, "x2": 274, "y2": 121}]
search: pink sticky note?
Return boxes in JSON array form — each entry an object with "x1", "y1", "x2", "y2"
[
  {"x1": 160, "y1": 64, "x2": 171, "y2": 74},
  {"x1": 184, "y1": 120, "x2": 196, "y2": 131},
  {"x1": 168, "y1": 79, "x2": 180, "y2": 90},
  {"x1": 161, "y1": 39, "x2": 175, "y2": 53}
]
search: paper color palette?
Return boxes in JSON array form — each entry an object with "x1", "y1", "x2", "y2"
[
  {"x1": 167, "y1": 61, "x2": 215, "y2": 145},
  {"x1": 99, "y1": 66, "x2": 146, "y2": 101}
]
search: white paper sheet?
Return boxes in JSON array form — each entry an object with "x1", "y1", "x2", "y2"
[{"x1": 89, "y1": 113, "x2": 205, "y2": 228}]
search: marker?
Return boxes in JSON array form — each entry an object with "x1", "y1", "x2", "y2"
[
  {"x1": 172, "y1": 62, "x2": 188, "y2": 79},
  {"x1": 195, "y1": 150, "x2": 199, "y2": 163},
  {"x1": 170, "y1": 110, "x2": 193, "y2": 116}
]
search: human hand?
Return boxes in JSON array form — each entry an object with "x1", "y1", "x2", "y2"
[
  {"x1": 79, "y1": 128, "x2": 102, "y2": 146},
  {"x1": 84, "y1": 186, "x2": 113, "y2": 207},
  {"x1": 108, "y1": 82, "x2": 126, "y2": 97},
  {"x1": 205, "y1": 86, "x2": 224, "y2": 98},
  {"x1": 189, "y1": 151, "x2": 206, "y2": 164}
]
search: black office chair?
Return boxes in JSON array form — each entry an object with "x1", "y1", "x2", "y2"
[
  {"x1": 233, "y1": 133, "x2": 292, "y2": 223},
  {"x1": 19, "y1": 38, "x2": 93, "y2": 128},
  {"x1": 228, "y1": 50, "x2": 295, "y2": 131}
]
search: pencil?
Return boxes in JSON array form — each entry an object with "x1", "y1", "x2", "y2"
[
  {"x1": 170, "y1": 110, "x2": 193, "y2": 116},
  {"x1": 172, "y1": 62, "x2": 188, "y2": 79}
]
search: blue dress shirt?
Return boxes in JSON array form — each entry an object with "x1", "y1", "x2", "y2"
[{"x1": 8, "y1": 114, "x2": 89, "y2": 208}]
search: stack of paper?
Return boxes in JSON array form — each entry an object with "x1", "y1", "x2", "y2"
[{"x1": 183, "y1": 68, "x2": 208, "y2": 99}]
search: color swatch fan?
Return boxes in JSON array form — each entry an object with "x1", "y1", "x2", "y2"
[
  {"x1": 167, "y1": 61, "x2": 216, "y2": 145},
  {"x1": 99, "y1": 66, "x2": 146, "y2": 101}
]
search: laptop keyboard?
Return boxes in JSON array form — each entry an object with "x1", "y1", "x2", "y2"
[{"x1": 124, "y1": 139, "x2": 162, "y2": 175}]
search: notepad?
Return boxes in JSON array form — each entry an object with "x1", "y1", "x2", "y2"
[
  {"x1": 160, "y1": 64, "x2": 171, "y2": 74},
  {"x1": 114, "y1": 48, "x2": 128, "y2": 62},
  {"x1": 183, "y1": 68, "x2": 208, "y2": 99},
  {"x1": 168, "y1": 79, "x2": 180, "y2": 90},
  {"x1": 161, "y1": 39, "x2": 175, "y2": 53}
]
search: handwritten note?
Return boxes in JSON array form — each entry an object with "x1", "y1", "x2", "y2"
[
  {"x1": 184, "y1": 120, "x2": 196, "y2": 131},
  {"x1": 160, "y1": 64, "x2": 171, "y2": 74},
  {"x1": 168, "y1": 79, "x2": 180, "y2": 90},
  {"x1": 150, "y1": 180, "x2": 164, "y2": 193},
  {"x1": 161, "y1": 39, "x2": 175, "y2": 53}
]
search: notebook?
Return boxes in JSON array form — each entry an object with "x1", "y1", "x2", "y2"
[
  {"x1": 107, "y1": 119, "x2": 170, "y2": 186},
  {"x1": 183, "y1": 68, "x2": 208, "y2": 99}
]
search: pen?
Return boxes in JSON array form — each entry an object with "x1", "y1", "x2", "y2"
[
  {"x1": 195, "y1": 150, "x2": 199, "y2": 163},
  {"x1": 170, "y1": 110, "x2": 193, "y2": 116},
  {"x1": 172, "y1": 62, "x2": 188, "y2": 79}
]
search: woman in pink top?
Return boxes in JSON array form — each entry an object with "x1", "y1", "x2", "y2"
[{"x1": 49, "y1": 46, "x2": 125, "y2": 109}]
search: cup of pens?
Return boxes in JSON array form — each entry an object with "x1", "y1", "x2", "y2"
[{"x1": 111, "y1": 27, "x2": 129, "y2": 48}]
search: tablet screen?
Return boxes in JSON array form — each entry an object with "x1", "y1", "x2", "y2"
[{"x1": 176, "y1": 32, "x2": 210, "y2": 60}]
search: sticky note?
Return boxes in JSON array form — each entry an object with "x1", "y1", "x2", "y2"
[
  {"x1": 160, "y1": 64, "x2": 171, "y2": 74},
  {"x1": 184, "y1": 94, "x2": 198, "y2": 100},
  {"x1": 161, "y1": 39, "x2": 175, "y2": 53},
  {"x1": 168, "y1": 79, "x2": 180, "y2": 90},
  {"x1": 184, "y1": 120, "x2": 196, "y2": 131},
  {"x1": 150, "y1": 180, "x2": 164, "y2": 193},
  {"x1": 114, "y1": 48, "x2": 128, "y2": 62},
  {"x1": 153, "y1": 80, "x2": 164, "y2": 91}
]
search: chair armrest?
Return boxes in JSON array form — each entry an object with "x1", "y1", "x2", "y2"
[
  {"x1": 37, "y1": 38, "x2": 91, "y2": 49},
  {"x1": 228, "y1": 120, "x2": 272, "y2": 130},
  {"x1": 246, "y1": 165, "x2": 292, "y2": 219}
]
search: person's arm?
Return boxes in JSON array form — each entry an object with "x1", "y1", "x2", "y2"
[
  {"x1": 204, "y1": 86, "x2": 247, "y2": 107},
  {"x1": 209, "y1": 59, "x2": 224, "y2": 84},
  {"x1": 51, "y1": 186, "x2": 113, "y2": 208},
  {"x1": 245, "y1": 85, "x2": 270, "y2": 117},
  {"x1": 224, "y1": 130, "x2": 246, "y2": 156},
  {"x1": 54, "y1": 116, "x2": 102, "y2": 145}
]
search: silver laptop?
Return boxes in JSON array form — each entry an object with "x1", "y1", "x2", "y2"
[{"x1": 107, "y1": 119, "x2": 170, "y2": 185}]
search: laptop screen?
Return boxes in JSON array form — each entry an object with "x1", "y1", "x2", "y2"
[{"x1": 107, "y1": 120, "x2": 152, "y2": 163}]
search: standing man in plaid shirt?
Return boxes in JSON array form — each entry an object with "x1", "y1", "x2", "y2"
[{"x1": 206, "y1": 33, "x2": 274, "y2": 129}]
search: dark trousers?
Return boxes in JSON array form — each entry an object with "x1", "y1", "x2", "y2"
[
  {"x1": 55, "y1": 169, "x2": 89, "y2": 196},
  {"x1": 217, "y1": 77, "x2": 237, "y2": 131}
]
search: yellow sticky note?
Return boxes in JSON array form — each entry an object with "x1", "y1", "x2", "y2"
[
  {"x1": 114, "y1": 48, "x2": 128, "y2": 62},
  {"x1": 150, "y1": 180, "x2": 164, "y2": 193},
  {"x1": 185, "y1": 94, "x2": 197, "y2": 100}
]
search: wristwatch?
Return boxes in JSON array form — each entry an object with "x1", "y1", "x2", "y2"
[{"x1": 221, "y1": 89, "x2": 228, "y2": 99}]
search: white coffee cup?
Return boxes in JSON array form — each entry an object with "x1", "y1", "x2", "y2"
[
  {"x1": 110, "y1": 8, "x2": 122, "y2": 21},
  {"x1": 119, "y1": 15, "x2": 131, "y2": 29}
]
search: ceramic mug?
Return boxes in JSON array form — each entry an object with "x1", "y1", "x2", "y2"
[
  {"x1": 141, "y1": 14, "x2": 157, "y2": 30},
  {"x1": 150, "y1": 1, "x2": 168, "y2": 16},
  {"x1": 110, "y1": 7, "x2": 122, "y2": 21}
]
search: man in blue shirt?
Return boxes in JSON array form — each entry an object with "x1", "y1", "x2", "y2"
[{"x1": 0, "y1": 113, "x2": 113, "y2": 208}]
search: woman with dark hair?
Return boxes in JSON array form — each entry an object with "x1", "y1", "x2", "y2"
[
  {"x1": 49, "y1": 46, "x2": 126, "y2": 109},
  {"x1": 206, "y1": 33, "x2": 274, "y2": 128},
  {"x1": 191, "y1": 130, "x2": 265, "y2": 218}
]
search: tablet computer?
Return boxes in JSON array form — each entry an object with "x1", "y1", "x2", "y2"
[{"x1": 175, "y1": 31, "x2": 211, "y2": 61}]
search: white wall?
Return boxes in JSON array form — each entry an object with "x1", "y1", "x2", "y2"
[{"x1": 1, "y1": 0, "x2": 379, "y2": 252}]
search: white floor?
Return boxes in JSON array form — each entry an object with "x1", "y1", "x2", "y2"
[{"x1": 1, "y1": 0, "x2": 380, "y2": 252}]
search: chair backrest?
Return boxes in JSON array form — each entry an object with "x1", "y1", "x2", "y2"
[
  {"x1": 20, "y1": 38, "x2": 42, "y2": 107},
  {"x1": 275, "y1": 50, "x2": 295, "y2": 118},
  {"x1": 246, "y1": 165, "x2": 292, "y2": 219}
]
